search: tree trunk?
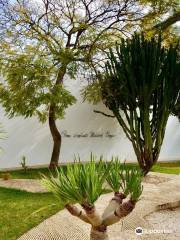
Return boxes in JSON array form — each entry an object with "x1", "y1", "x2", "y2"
[
  {"x1": 138, "y1": 157, "x2": 153, "y2": 176},
  {"x1": 142, "y1": 165, "x2": 152, "y2": 176},
  {"x1": 48, "y1": 64, "x2": 67, "y2": 168},
  {"x1": 49, "y1": 105, "x2": 61, "y2": 169},
  {"x1": 138, "y1": 149, "x2": 160, "y2": 176},
  {"x1": 90, "y1": 227, "x2": 109, "y2": 240}
]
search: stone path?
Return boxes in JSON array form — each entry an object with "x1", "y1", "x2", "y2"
[{"x1": 0, "y1": 178, "x2": 47, "y2": 192}]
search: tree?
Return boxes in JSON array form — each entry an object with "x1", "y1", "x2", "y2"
[
  {"x1": 0, "y1": 45, "x2": 77, "y2": 167},
  {"x1": 97, "y1": 34, "x2": 180, "y2": 175},
  {"x1": 0, "y1": 0, "x2": 151, "y2": 168},
  {"x1": 140, "y1": 0, "x2": 180, "y2": 45},
  {"x1": 42, "y1": 156, "x2": 143, "y2": 240}
]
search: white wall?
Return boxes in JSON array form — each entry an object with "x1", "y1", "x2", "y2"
[{"x1": 0, "y1": 78, "x2": 180, "y2": 169}]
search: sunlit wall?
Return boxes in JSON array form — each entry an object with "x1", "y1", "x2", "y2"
[{"x1": 0, "y1": 77, "x2": 180, "y2": 169}]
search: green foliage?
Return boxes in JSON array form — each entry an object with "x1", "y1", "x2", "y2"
[
  {"x1": 0, "y1": 167, "x2": 58, "y2": 179},
  {"x1": 42, "y1": 155, "x2": 111, "y2": 206},
  {"x1": 106, "y1": 157, "x2": 123, "y2": 193},
  {"x1": 100, "y1": 33, "x2": 180, "y2": 173},
  {"x1": 0, "y1": 45, "x2": 76, "y2": 122},
  {"x1": 81, "y1": 81, "x2": 102, "y2": 104},
  {"x1": 139, "y1": 0, "x2": 179, "y2": 28},
  {"x1": 0, "y1": 0, "x2": 178, "y2": 127},
  {"x1": 152, "y1": 164, "x2": 180, "y2": 174},
  {"x1": 103, "y1": 34, "x2": 179, "y2": 112},
  {"x1": 122, "y1": 168, "x2": 143, "y2": 201},
  {"x1": 106, "y1": 158, "x2": 143, "y2": 201},
  {"x1": 139, "y1": 0, "x2": 180, "y2": 46},
  {"x1": 42, "y1": 155, "x2": 143, "y2": 206}
]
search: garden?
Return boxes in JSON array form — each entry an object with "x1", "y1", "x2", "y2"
[{"x1": 0, "y1": 0, "x2": 180, "y2": 240}]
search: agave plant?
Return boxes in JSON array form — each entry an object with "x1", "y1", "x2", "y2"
[{"x1": 42, "y1": 155, "x2": 143, "y2": 240}]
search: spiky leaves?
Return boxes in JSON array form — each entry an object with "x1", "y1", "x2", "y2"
[
  {"x1": 100, "y1": 33, "x2": 180, "y2": 174},
  {"x1": 106, "y1": 159, "x2": 143, "y2": 201},
  {"x1": 106, "y1": 158, "x2": 123, "y2": 193},
  {"x1": 42, "y1": 156, "x2": 110, "y2": 207},
  {"x1": 42, "y1": 156, "x2": 143, "y2": 206},
  {"x1": 122, "y1": 167, "x2": 143, "y2": 201}
]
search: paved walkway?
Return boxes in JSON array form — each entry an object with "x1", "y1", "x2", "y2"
[{"x1": 0, "y1": 178, "x2": 47, "y2": 192}]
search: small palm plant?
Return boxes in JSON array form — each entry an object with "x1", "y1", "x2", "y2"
[
  {"x1": 20, "y1": 156, "x2": 28, "y2": 173},
  {"x1": 42, "y1": 156, "x2": 143, "y2": 240}
]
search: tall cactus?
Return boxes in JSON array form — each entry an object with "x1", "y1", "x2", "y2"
[{"x1": 100, "y1": 34, "x2": 180, "y2": 175}]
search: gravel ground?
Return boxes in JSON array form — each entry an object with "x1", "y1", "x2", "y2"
[{"x1": 145, "y1": 207, "x2": 180, "y2": 240}]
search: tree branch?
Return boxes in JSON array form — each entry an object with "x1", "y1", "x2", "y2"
[
  {"x1": 103, "y1": 200, "x2": 136, "y2": 226},
  {"x1": 93, "y1": 110, "x2": 115, "y2": 118},
  {"x1": 65, "y1": 204, "x2": 90, "y2": 224},
  {"x1": 153, "y1": 11, "x2": 180, "y2": 31}
]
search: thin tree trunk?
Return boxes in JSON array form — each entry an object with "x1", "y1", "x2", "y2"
[
  {"x1": 139, "y1": 148, "x2": 160, "y2": 176},
  {"x1": 48, "y1": 65, "x2": 67, "y2": 168},
  {"x1": 138, "y1": 157, "x2": 153, "y2": 176},
  {"x1": 49, "y1": 105, "x2": 61, "y2": 168},
  {"x1": 139, "y1": 156, "x2": 152, "y2": 176}
]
